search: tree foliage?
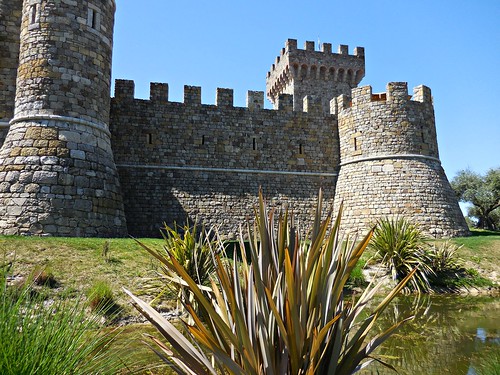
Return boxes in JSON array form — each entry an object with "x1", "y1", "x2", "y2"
[{"x1": 451, "y1": 168, "x2": 500, "y2": 230}]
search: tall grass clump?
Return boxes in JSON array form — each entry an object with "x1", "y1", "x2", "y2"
[
  {"x1": 126, "y1": 190, "x2": 414, "y2": 374},
  {"x1": 87, "y1": 279, "x2": 118, "y2": 315},
  {"x1": 369, "y1": 217, "x2": 434, "y2": 292},
  {"x1": 0, "y1": 265, "x2": 121, "y2": 374}
]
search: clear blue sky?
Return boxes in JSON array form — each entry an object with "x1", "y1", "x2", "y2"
[{"x1": 112, "y1": 0, "x2": 499, "y2": 180}]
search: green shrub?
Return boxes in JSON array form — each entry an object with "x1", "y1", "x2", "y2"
[
  {"x1": 369, "y1": 217, "x2": 434, "y2": 292},
  {"x1": 426, "y1": 241, "x2": 494, "y2": 290},
  {"x1": 142, "y1": 221, "x2": 218, "y2": 308},
  {"x1": 127, "y1": 190, "x2": 414, "y2": 374},
  {"x1": 476, "y1": 348, "x2": 500, "y2": 375},
  {"x1": 0, "y1": 270, "x2": 120, "y2": 374},
  {"x1": 427, "y1": 240, "x2": 462, "y2": 273}
]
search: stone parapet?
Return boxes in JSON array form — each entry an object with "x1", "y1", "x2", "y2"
[
  {"x1": 110, "y1": 81, "x2": 339, "y2": 174},
  {"x1": 336, "y1": 83, "x2": 439, "y2": 162}
]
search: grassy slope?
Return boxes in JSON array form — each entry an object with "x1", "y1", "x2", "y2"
[
  {"x1": 452, "y1": 230, "x2": 500, "y2": 284},
  {"x1": 0, "y1": 236, "x2": 168, "y2": 317},
  {"x1": 1, "y1": 230, "x2": 499, "y2": 311}
]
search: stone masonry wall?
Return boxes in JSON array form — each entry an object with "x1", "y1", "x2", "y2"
[
  {"x1": 0, "y1": 0, "x2": 22, "y2": 147},
  {"x1": 0, "y1": 0, "x2": 127, "y2": 237},
  {"x1": 0, "y1": 118, "x2": 126, "y2": 236},
  {"x1": 0, "y1": 0, "x2": 21, "y2": 123},
  {"x1": 333, "y1": 83, "x2": 468, "y2": 237},
  {"x1": 0, "y1": 127, "x2": 8, "y2": 147},
  {"x1": 266, "y1": 39, "x2": 365, "y2": 112},
  {"x1": 14, "y1": 0, "x2": 115, "y2": 126},
  {"x1": 110, "y1": 81, "x2": 339, "y2": 237}
]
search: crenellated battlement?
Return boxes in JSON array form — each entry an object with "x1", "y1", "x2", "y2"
[
  {"x1": 113, "y1": 79, "x2": 336, "y2": 115},
  {"x1": 266, "y1": 39, "x2": 365, "y2": 113},
  {"x1": 334, "y1": 82, "x2": 433, "y2": 114},
  {"x1": 269, "y1": 39, "x2": 365, "y2": 73},
  {"x1": 335, "y1": 81, "x2": 439, "y2": 165}
]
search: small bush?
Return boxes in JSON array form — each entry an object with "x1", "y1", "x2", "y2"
[
  {"x1": 427, "y1": 240, "x2": 462, "y2": 273},
  {"x1": 369, "y1": 217, "x2": 434, "y2": 292},
  {"x1": 144, "y1": 221, "x2": 218, "y2": 309}
]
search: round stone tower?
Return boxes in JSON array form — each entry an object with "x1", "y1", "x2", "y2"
[
  {"x1": 0, "y1": 0, "x2": 22, "y2": 143},
  {"x1": 333, "y1": 82, "x2": 468, "y2": 238},
  {"x1": 0, "y1": 0, "x2": 127, "y2": 237}
]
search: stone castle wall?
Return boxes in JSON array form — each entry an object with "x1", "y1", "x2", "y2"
[
  {"x1": 110, "y1": 80, "x2": 338, "y2": 237},
  {"x1": 0, "y1": 127, "x2": 8, "y2": 147},
  {"x1": 333, "y1": 83, "x2": 468, "y2": 237},
  {"x1": 0, "y1": 0, "x2": 22, "y2": 146},
  {"x1": 0, "y1": 0, "x2": 469, "y2": 240}
]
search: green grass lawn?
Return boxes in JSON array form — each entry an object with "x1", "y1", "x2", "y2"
[
  {"x1": 1, "y1": 230, "x2": 498, "y2": 318},
  {"x1": 452, "y1": 229, "x2": 500, "y2": 284},
  {"x1": 0, "y1": 236, "x2": 169, "y2": 318}
]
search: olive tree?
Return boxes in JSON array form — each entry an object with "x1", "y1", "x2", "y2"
[{"x1": 451, "y1": 168, "x2": 500, "y2": 230}]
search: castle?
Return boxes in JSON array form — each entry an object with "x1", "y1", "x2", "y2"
[{"x1": 0, "y1": 0, "x2": 468, "y2": 238}]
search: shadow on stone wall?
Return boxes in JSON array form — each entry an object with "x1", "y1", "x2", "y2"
[{"x1": 118, "y1": 167, "x2": 336, "y2": 239}]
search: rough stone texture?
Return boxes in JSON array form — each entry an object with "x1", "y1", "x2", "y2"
[
  {"x1": 266, "y1": 39, "x2": 365, "y2": 112},
  {"x1": 0, "y1": 0, "x2": 469, "y2": 240},
  {"x1": 332, "y1": 83, "x2": 469, "y2": 237},
  {"x1": 0, "y1": 0, "x2": 126, "y2": 237},
  {"x1": 0, "y1": 125, "x2": 8, "y2": 147},
  {"x1": 14, "y1": 0, "x2": 115, "y2": 125},
  {"x1": 110, "y1": 82, "x2": 338, "y2": 237},
  {"x1": 0, "y1": 0, "x2": 21, "y2": 124},
  {"x1": 117, "y1": 168, "x2": 335, "y2": 239}
]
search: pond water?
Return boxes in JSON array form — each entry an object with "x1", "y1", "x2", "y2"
[{"x1": 360, "y1": 294, "x2": 500, "y2": 375}]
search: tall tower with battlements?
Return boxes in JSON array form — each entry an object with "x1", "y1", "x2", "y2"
[
  {"x1": 0, "y1": 0, "x2": 22, "y2": 143},
  {"x1": 266, "y1": 39, "x2": 365, "y2": 112},
  {"x1": 0, "y1": 0, "x2": 126, "y2": 237},
  {"x1": 333, "y1": 82, "x2": 469, "y2": 237}
]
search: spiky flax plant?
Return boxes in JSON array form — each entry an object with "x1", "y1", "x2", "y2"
[{"x1": 126, "y1": 190, "x2": 415, "y2": 374}]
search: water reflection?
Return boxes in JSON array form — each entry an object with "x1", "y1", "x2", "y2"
[{"x1": 359, "y1": 295, "x2": 500, "y2": 375}]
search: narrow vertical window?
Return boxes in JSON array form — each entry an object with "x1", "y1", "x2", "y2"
[
  {"x1": 201, "y1": 135, "x2": 205, "y2": 145},
  {"x1": 253, "y1": 138, "x2": 256, "y2": 150},
  {"x1": 421, "y1": 131, "x2": 425, "y2": 143},
  {"x1": 87, "y1": 7, "x2": 99, "y2": 30},
  {"x1": 30, "y1": 4, "x2": 37, "y2": 24},
  {"x1": 88, "y1": 8, "x2": 94, "y2": 28},
  {"x1": 299, "y1": 144, "x2": 303, "y2": 154},
  {"x1": 147, "y1": 133, "x2": 153, "y2": 145},
  {"x1": 354, "y1": 137, "x2": 358, "y2": 151}
]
